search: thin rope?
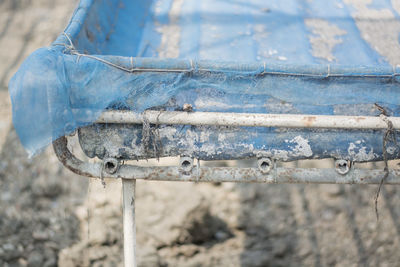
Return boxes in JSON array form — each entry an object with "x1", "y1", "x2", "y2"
[{"x1": 55, "y1": 32, "x2": 400, "y2": 78}]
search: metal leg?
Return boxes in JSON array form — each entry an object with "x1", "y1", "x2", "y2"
[{"x1": 122, "y1": 179, "x2": 136, "y2": 267}]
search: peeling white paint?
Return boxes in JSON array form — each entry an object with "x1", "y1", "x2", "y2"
[
  {"x1": 271, "y1": 149, "x2": 290, "y2": 161},
  {"x1": 200, "y1": 130, "x2": 211, "y2": 143},
  {"x1": 218, "y1": 132, "x2": 226, "y2": 142},
  {"x1": 347, "y1": 142, "x2": 377, "y2": 161},
  {"x1": 386, "y1": 146, "x2": 396, "y2": 155},
  {"x1": 344, "y1": 0, "x2": 400, "y2": 65},
  {"x1": 82, "y1": 123, "x2": 388, "y2": 162},
  {"x1": 157, "y1": 0, "x2": 184, "y2": 58},
  {"x1": 178, "y1": 128, "x2": 198, "y2": 154},
  {"x1": 288, "y1": 136, "x2": 313, "y2": 157},
  {"x1": 200, "y1": 143, "x2": 222, "y2": 157},
  {"x1": 305, "y1": 18, "x2": 347, "y2": 62},
  {"x1": 160, "y1": 127, "x2": 177, "y2": 141}
]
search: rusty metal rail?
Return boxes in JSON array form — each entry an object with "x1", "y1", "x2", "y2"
[
  {"x1": 53, "y1": 136, "x2": 400, "y2": 184},
  {"x1": 92, "y1": 110, "x2": 400, "y2": 130},
  {"x1": 53, "y1": 113, "x2": 400, "y2": 267}
]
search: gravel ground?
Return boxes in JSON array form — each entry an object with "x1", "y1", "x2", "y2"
[{"x1": 2, "y1": 1, "x2": 400, "y2": 267}]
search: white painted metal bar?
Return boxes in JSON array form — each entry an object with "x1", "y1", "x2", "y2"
[
  {"x1": 122, "y1": 179, "x2": 137, "y2": 267},
  {"x1": 95, "y1": 110, "x2": 400, "y2": 130}
]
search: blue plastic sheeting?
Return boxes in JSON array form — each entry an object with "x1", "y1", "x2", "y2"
[{"x1": 8, "y1": 0, "x2": 400, "y2": 157}]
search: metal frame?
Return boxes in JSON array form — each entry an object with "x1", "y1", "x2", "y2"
[
  {"x1": 53, "y1": 135, "x2": 400, "y2": 185},
  {"x1": 54, "y1": 110, "x2": 400, "y2": 267}
]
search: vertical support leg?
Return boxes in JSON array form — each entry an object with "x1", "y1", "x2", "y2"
[{"x1": 122, "y1": 179, "x2": 136, "y2": 267}]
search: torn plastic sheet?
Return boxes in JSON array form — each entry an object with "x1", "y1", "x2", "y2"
[
  {"x1": 7, "y1": 0, "x2": 400, "y2": 157},
  {"x1": 8, "y1": 44, "x2": 400, "y2": 156}
]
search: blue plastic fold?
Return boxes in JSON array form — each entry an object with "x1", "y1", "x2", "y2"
[{"x1": 8, "y1": 0, "x2": 400, "y2": 156}]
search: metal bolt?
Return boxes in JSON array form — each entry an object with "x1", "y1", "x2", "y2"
[
  {"x1": 335, "y1": 160, "x2": 350, "y2": 175},
  {"x1": 258, "y1": 158, "x2": 273, "y2": 174},
  {"x1": 103, "y1": 158, "x2": 120, "y2": 174},
  {"x1": 180, "y1": 157, "x2": 194, "y2": 172}
]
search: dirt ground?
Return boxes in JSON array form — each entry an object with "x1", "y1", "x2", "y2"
[{"x1": 2, "y1": 1, "x2": 400, "y2": 267}]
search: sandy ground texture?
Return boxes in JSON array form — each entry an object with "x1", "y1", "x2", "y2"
[{"x1": 2, "y1": 1, "x2": 400, "y2": 267}]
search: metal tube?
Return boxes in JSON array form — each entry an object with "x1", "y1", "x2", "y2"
[
  {"x1": 115, "y1": 165, "x2": 400, "y2": 184},
  {"x1": 95, "y1": 110, "x2": 400, "y2": 130},
  {"x1": 122, "y1": 179, "x2": 136, "y2": 267}
]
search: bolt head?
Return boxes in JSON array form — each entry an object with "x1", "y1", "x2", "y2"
[
  {"x1": 180, "y1": 157, "x2": 194, "y2": 172},
  {"x1": 258, "y1": 158, "x2": 273, "y2": 174},
  {"x1": 335, "y1": 160, "x2": 350, "y2": 175}
]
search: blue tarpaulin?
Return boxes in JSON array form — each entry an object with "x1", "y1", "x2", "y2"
[{"x1": 8, "y1": 0, "x2": 400, "y2": 159}]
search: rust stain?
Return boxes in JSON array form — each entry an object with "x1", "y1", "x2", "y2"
[{"x1": 302, "y1": 116, "x2": 316, "y2": 127}]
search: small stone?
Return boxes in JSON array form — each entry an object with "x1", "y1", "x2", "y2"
[
  {"x1": 28, "y1": 251, "x2": 44, "y2": 267},
  {"x1": 321, "y1": 208, "x2": 336, "y2": 221},
  {"x1": 18, "y1": 258, "x2": 28, "y2": 266},
  {"x1": 298, "y1": 246, "x2": 312, "y2": 258},
  {"x1": 33, "y1": 231, "x2": 49, "y2": 241},
  {"x1": 138, "y1": 246, "x2": 163, "y2": 267},
  {"x1": 88, "y1": 247, "x2": 108, "y2": 261},
  {"x1": 44, "y1": 241, "x2": 59, "y2": 250},
  {"x1": 3, "y1": 243, "x2": 14, "y2": 251},
  {"x1": 215, "y1": 231, "x2": 229, "y2": 241},
  {"x1": 1, "y1": 192, "x2": 12, "y2": 201},
  {"x1": 319, "y1": 184, "x2": 342, "y2": 197},
  {"x1": 180, "y1": 245, "x2": 200, "y2": 258},
  {"x1": 88, "y1": 217, "x2": 111, "y2": 245},
  {"x1": 273, "y1": 240, "x2": 289, "y2": 258},
  {"x1": 43, "y1": 247, "x2": 56, "y2": 263},
  {"x1": 43, "y1": 258, "x2": 57, "y2": 267}
]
